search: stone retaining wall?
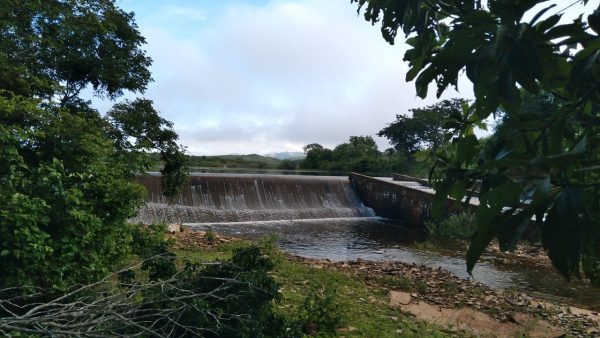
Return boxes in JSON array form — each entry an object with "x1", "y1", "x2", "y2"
[{"x1": 349, "y1": 173, "x2": 464, "y2": 228}]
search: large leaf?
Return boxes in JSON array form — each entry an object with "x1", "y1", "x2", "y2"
[
  {"x1": 466, "y1": 221, "x2": 496, "y2": 275},
  {"x1": 542, "y1": 187, "x2": 584, "y2": 279}
]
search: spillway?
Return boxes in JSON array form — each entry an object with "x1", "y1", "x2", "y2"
[{"x1": 133, "y1": 174, "x2": 375, "y2": 224}]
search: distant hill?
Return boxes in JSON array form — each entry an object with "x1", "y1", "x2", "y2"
[
  {"x1": 186, "y1": 154, "x2": 281, "y2": 169},
  {"x1": 264, "y1": 151, "x2": 306, "y2": 160}
]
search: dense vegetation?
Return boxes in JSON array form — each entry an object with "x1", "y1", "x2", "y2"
[
  {"x1": 187, "y1": 153, "x2": 283, "y2": 169},
  {"x1": 353, "y1": 0, "x2": 600, "y2": 283},
  {"x1": 299, "y1": 135, "x2": 422, "y2": 175},
  {"x1": 0, "y1": 0, "x2": 185, "y2": 290},
  {"x1": 0, "y1": 2, "x2": 293, "y2": 336},
  {"x1": 378, "y1": 99, "x2": 468, "y2": 155}
]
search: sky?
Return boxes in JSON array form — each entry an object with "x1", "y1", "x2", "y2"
[{"x1": 86, "y1": 0, "x2": 585, "y2": 156}]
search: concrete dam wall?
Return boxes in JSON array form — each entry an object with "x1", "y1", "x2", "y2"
[
  {"x1": 349, "y1": 173, "x2": 436, "y2": 226},
  {"x1": 133, "y1": 174, "x2": 375, "y2": 224},
  {"x1": 134, "y1": 172, "x2": 466, "y2": 227},
  {"x1": 349, "y1": 173, "x2": 467, "y2": 227}
]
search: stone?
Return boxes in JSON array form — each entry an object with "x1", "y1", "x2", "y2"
[
  {"x1": 388, "y1": 291, "x2": 412, "y2": 306},
  {"x1": 396, "y1": 301, "x2": 563, "y2": 338},
  {"x1": 167, "y1": 223, "x2": 181, "y2": 233},
  {"x1": 568, "y1": 306, "x2": 600, "y2": 326}
]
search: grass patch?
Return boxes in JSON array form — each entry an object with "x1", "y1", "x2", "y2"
[
  {"x1": 425, "y1": 212, "x2": 477, "y2": 239},
  {"x1": 177, "y1": 240, "x2": 469, "y2": 337}
]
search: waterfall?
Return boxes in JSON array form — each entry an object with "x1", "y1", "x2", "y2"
[{"x1": 133, "y1": 174, "x2": 375, "y2": 224}]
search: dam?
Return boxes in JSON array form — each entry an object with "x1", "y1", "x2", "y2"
[
  {"x1": 133, "y1": 173, "x2": 375, "y2": 224},
  {"x1": 133, "y1": 172, "x2": 600, "y2": 309}
]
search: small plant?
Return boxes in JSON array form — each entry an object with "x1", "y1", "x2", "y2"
[
  {"x1": 425, "y1": 212, "x2": 477, "y2": 239},
  {"x1": 412, "y1": 240, "x2": 440, "y2": 251},
  {"x1": 203, "y1": 229, "x2": 217, "y2": 243},
  {"x1": 415, "y1": 281, "x2": 428, "y2": 294},
  {"x1": 441, "y1": 281, "x2": 460, "y2": 296},
  {"x1": 297, "y1": 281, "x2": 343, "y2": 335},
  {"x1": 375, "y1": 275, "x2": 413, "y2": 291}
]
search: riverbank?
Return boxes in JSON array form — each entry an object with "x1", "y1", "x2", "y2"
[{"x1": 169, "y1": 229, "x2": 600, "y2": 337}]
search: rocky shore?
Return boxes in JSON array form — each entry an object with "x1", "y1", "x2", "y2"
[{"x1": 171, "y1": 227, "x2": 600, "y2": 337}]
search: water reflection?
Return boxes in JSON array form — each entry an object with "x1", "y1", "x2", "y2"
[{"x1": 187, "y1": 217, "x2": 600, "y2": 310}]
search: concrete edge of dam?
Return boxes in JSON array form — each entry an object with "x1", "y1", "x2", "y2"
[{"x1": 349, "y1": 172, "x2": 469, "y2": 228}]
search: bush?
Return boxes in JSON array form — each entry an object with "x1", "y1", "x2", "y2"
[
  {"x1": 425, "y1": 212, "x2": 477, "y2": 239},
  {"x1": 203, "y1": 229, "x2": 217, "y2": 243},
  {"x1": 130, "y1": 223, "x2": 177, "y2": 281},
  {"x1": 297, "y1": 281, "x2": 342, "y2": 335},
  {"x1": 147, "y1": 244, "x2": 289, "y2": 337},
  {"x1": 0, "y1": 96, "x2": 144, "y2": 290},
  {"x1": 0, "y1": 243, "x2": 291, "y2": 337}
]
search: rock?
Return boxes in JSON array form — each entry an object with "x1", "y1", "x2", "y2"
[
  {"x1": 388, "y1": 291, "x2": 412, "y2": 306},
  {"x1": 568, "y1": 306, "x2": 593, "y2": 316},
  {"x1": 568, "y1": 306, "x2": 600, "y2": 326},
  {"x1": 510, "y1": 313, "x2": 562, "y2": 338},
  {"x1": 396, "y1": 302, "x2": 563, "y2": 338},
  {"x1": 167, "y1": 223, "x2": 181, "y2": 233}
]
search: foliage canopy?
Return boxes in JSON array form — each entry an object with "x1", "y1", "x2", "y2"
[
  {"x1": 353, "y1": 0, "x2": 600, "y2": 283},
  {"x1": 300, "y1": 135, "x2": 418, "y2": 174},
  {"x1": 0, "y1": 0, "x2": 185, "y2": 289},
  {"x1": 378, "y1": 98, "x2": 468, "y2": 154}
]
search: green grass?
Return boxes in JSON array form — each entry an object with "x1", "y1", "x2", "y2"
[
  {"x1": 425, "y1": 212, "x2": 477, "y2": 239},
  {"x1": 176, "y1": 242, "x2": 471, "y2": 338}
]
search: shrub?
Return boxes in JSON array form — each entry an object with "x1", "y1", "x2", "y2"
[
  {"x1": 203, "y1": 229, "x2": 217, "y2": 243},
  {"x1": 158, "y1": 244, "x2": 288, "y2": 337},
  {"x1": 0, "y1": 244, "x2": 291, "y2": 337},
  {"x1": 425, "y1": 212, "x2": 477, "y2": 239},
  {"x1": 0, "y1": 97, "x2": 143, "y2": 290},
  {"x1": 297, "y1": 281, "x2": 343, "y2": 335},
  {"x1": 130, "y1": 223, "x2": 177, "y2": 281}
]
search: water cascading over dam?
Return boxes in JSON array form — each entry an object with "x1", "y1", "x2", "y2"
[{"x1": 133, "y1": 174, "x2": 375, "y2": 224}]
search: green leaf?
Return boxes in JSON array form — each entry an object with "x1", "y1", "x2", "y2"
[
  {"x1": 536, "y1": 14, "x2": 561, "y2": 33},
  {"x1": 0, "y1": 250, "x2": 9, "y2": 256},
  {"x1": 466, "y1": 222, "x2": 496, "y2": 275},
  {"x1": 530, "y1": 5, "x2": 557, "y2": 26},
  {"x1": 496, "y1": 209, "x2": 534, "y2": 251},
  {"x1": 542, "y1": 187, "x2": 584, "y2": 279},
  {"x1": 456, "y1": 135, "x2": 478, "y2": 164}
]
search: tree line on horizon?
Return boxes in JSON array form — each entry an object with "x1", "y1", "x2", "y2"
[{"x1": 296, "y1": 99, "x2": 467, "y2": 176}]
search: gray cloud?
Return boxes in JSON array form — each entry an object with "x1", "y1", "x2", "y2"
[{"x1": 114, "y1": 0, "x2": 474, "y2": 155}]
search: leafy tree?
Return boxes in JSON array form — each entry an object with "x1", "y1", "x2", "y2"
[
  {"x1": 347, "y1": 135, "x2": 380, "y2": 156},
  {"x1": 278, "y1": 159, "x2": 300, "y2": 170},
  {"x1": 0, "y1": 0, "x2": 185, "y2": 290},
  {"x1": 331, "y1": 136, "x2": 380, "y2": 172},
  {"x1": 300, "y1": 136, "x2": 408, "y2": 173},
  {"x1": 353, "y1": 0, "x2": 600, "y2": 283},
  {"x1": 301, "y1": 143, "x2": 332, "y2": 169},
  {"x1": 379, "y1": 99, "x2": 467, "y2": 154},
  {"x1": 0, "y1": 0, "x2": 151, "y2": 103}
]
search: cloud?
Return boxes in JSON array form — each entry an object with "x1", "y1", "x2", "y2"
[{"x1": 114, "y1": 0, "x2": 473, "y2": 155}]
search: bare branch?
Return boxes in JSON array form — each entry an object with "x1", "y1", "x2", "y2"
[{"x1": 0, "y1": 255, "x2": 269, "y2": 337}]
